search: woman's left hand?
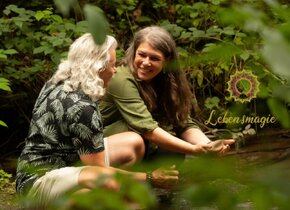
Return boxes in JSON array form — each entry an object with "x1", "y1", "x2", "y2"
[{"x1": 150, "y1": 165, "x2": 179, "y2": 189}]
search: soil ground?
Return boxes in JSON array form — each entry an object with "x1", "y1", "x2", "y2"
[{"x1": 0, "y1": 182, "x2": 19, "y2": 210}]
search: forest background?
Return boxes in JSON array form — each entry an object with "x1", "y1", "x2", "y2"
[{"x1": 0, "y1": 0, "x2": 290, "y2": 209}]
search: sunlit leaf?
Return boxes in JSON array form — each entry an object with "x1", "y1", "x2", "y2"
[
  {"x1": 35, "y1": 11, "x2": 44, "y2": 21},
  {"x1": 0, "y1": 120, "x2": 8, "y2": 127},
  {"x1": 0, "y1": 78, "x2": 11, "y2": 92},
  {"x1": 214, "y1": 66, "x2": 223, "y2": 75},
  {"x1": 0, "y1": 54, "x2": 7, "y2": 59},
  {"x1": 0, "y1": 84, "x2": 11, "y2": 91},
  {"x1": 4, "y1": 49, "x2": 18, "y2": 55}
]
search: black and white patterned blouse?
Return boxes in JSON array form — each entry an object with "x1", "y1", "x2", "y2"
[{"x1": 16, "y1": 82, "x2": 104, "y2": 194}]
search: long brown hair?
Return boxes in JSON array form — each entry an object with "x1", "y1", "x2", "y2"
[{"x1": 124, "y1": 26, "x2": 193, "y2": 128}]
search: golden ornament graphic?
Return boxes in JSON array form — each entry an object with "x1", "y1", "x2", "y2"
[{"x1": 227, "y1": 70, "x2": 260, "y2": 103}]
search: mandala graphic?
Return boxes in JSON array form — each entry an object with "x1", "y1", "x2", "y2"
[{"x1": 227, "y1": 70, "x2": 260, "y2": 103}]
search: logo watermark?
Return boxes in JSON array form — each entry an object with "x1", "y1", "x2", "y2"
[
  {"x1": 227, "y1": 70, "x2": 260, "y2": 103},
  {"x1": 205, "y1": 110, "x2": 276, "y2": 128},
  {"x1": 204, "y1": 70, "x2": 276, "y2": 128}
]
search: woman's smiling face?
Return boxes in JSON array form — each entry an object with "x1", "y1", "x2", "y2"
[{"x1": 134, "y1": 41, "x2": 165, "y2": 82}]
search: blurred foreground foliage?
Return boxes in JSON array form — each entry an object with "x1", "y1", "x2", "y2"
[
  {"x1": 15, "y1": 156, "x2": 290, "y2": 210},
  {"x1": 1, "y1": 0, "x2": 290, "y2": 209}
]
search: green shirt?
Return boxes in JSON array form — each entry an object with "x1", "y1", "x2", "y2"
[{"x1": 99, "y1": 66, "x2": 197, "y2": 137}]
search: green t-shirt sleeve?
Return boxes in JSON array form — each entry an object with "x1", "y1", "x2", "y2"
[
  {"x1": 174, "y1": 115, "x2": 199, "y2": 136},
  {"x1": 106, "y1": 67, "x2": 158, "y2": 134}
]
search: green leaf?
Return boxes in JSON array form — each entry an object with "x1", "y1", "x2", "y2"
[
  {"x1": 213, "y1": 66, "x2": 223, "y2": 75},
  {"x1": 84, "y1": 5, "x2": 108, "y2": 45},
  {"x1": 0, "y1": 78, "x2": 9, "y2": 83},
  {"x1": 180, "y1": 32, "x2": 192, "y2": 39},
  {"x1": 3, "y1": 8, "x2": 11, "y2": 16},
  {"x1": 4, "y1": 49, "x2": 18, "y2": 55},
  {"x1": 35, "y1": 11, "x2": 44, "y2": 21},
  {"x1": 257, "y1": 84, "x2": 270, "y2": 98},
  {"x1": 190, "y1": 12, "x2": 199, "y2": 18},
  {"x1": 52, "y1": 39, "x2": 63, "y2": 47},
  {"x1": 192, "y1": 2, "x2": 208, "y2": 10},
  {"x1": 54, "y1": 0, "x2": 76, "y2": 16},
  {"x1": 44, "y1": 47, "x2": 54, "y2": 55},
  {"x1": 0, "y1": 120, "x2": 8, "y2": 127},
  {"x1": 0, "y1": 54, "x2": 7, "y2": 59},
  {"x1": 206, "y1": 27, "x2": 221, "y2": 36},
  {"x1": 0, "y1": 84, "x2": 11, "y2": 91},
  {"x1": 262, "y1": 29, "x2": 290, "y2": 80},
  {"x1": 217, "y1": 7, "x2": 247, "y2": 26},
  {"x1": 116, "y1": 8, "x2": 124, "y2": 16},
  {"x1": 52, "y1": 15, "x2": 63, "y2": 23},
  {"x1": 13, "y1": 20, "x2": 23, "y2": 29},
  {"x1": 272, "y1": 85, "x2": 290, "y2": 104},
  {"x1": 136, "y1": 16, "x2": 152, "y2": 23},
  {"x1": 267, "y1": 98, "x2": 290, "y2": 128},
  {"x1": 240, "y1": 51, "x2": 250, "y2": 61},
  {"x1": 33, "y1": 46, "x2": 47, "y2": 54},
  {"x1": 222, "y1": 26, "x2": 235, "y2": 35},
  {"x1": 211, "y1": 0, "x2": 221, "y2": 5},
  {"x1": 0, "y1": 78, "x2": 11, "y2": 92},
  {"x1": 192, "y1": 29, "x2": 205, "y2": 37},
  {"x1": 203, "y1": 42, "x2": 242, "y2": 61},
  {"x1": 202, "y1": 43, "x2": 217, "y2": 53},
  {"x1": 197, "y1": 70, "x2": 204, "y2": 86},
  {"x1": 205, "y1": 97, "x2": 220, "y2": 109}
]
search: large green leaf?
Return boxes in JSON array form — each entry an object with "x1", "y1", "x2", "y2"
[
  {"x1": 267, "y1": 98, "x2": 290, "y2": 128},
  {"x1": 262, "y1": 29, "x2": 290, "y2": 80},
  {"x1": 53, "y1": 0, "x2": 77, "y2": 17},
  {"x1": 84, "y1": 5, "x2": 108, "y2": 45}
]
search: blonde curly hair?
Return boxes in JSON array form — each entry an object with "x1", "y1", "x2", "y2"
[{"x1": 50, "y1": 33, "x2": 117, "y2": 101}]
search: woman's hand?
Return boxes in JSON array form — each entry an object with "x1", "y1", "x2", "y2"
[
  {"x1": 190, "y1": 139, "x2": 235, "y2": 155},
  {"x1": 150, "y1": 165, "x2": 179, "y2": 189},
  {"x1": 191, "y1": 143, "x2": 212, "y2": 154},
  {"x1": 207, "y1": 139, "x2": 235, "y2": 154}
]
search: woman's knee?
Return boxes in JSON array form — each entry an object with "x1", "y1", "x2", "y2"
[
  {"x1": 127, "y1": 132, "x2": 145, "y2": 158},
  {"x1": 106, "y1": 132, "x2": 145, "y2": 165}
]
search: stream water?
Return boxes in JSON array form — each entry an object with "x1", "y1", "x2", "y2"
[{"x1": 155, "y1": 128, "x2": 290, "y2": 210}]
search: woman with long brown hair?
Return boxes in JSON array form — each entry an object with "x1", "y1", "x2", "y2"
[{"x1": 100, "y1": 26, "x2": 235, "y2": 165}]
